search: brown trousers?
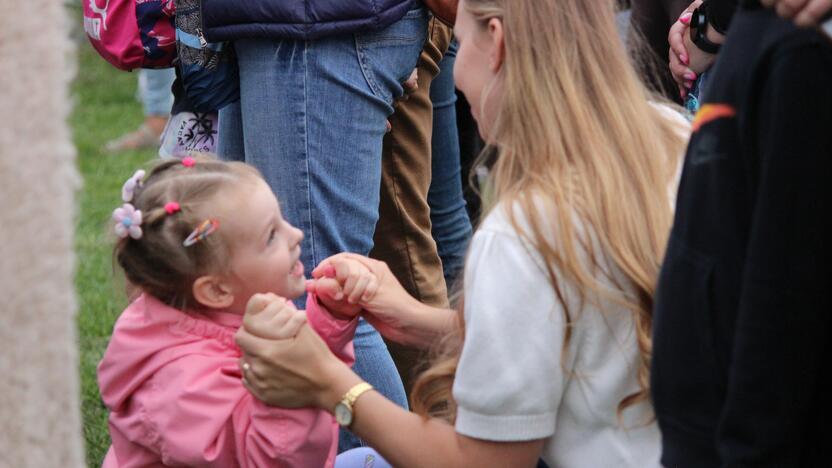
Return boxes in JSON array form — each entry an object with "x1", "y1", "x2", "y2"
[{"x1": 370, "y1": 18, "x2": 454, "y2": 393}]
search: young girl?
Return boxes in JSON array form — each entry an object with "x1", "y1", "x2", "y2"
[
  {"x1": 234, "y1": 0, "x2": 690, "y2": 466},
  {"x1": 97, "y1": 156, "x2": 387, "y2": 467}
]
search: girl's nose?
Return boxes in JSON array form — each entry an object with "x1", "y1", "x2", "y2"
[{"x1": 292, "y1": 225, "x2": 304, "y2": 245}]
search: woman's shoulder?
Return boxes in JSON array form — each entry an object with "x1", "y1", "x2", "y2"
[
  {"x1": 476, "y1": 197, "x2": 559, "y2": 240},
  {"x1": 476, "y1": 196, "x2": 592, "y2": 256}
]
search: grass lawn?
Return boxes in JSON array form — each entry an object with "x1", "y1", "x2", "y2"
[{"x1": 70, "y1": 6, "x2": 163, "y2": 463}]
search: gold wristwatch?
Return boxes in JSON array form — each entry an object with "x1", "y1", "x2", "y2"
[{"x1": 334, "y1": 382, "x2": 374, "y2": 427}]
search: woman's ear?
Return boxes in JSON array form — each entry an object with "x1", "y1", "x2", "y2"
[
  {"x1": 487, "y1": 17, "x2": 505, "y2": 73},
  {"x1": 192, "y1": 275, "x2": 235, "y2": 309}
]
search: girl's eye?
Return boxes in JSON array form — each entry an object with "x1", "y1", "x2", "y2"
[{"x1": 267, "y1": 228, "x2": 277, "y2": 245}]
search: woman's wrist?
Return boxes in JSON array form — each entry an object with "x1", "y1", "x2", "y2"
[
  {"x1": 705, "y1": 23, "x2": 725, "y2": 45},
  {"x1": 400, "y1": 303, "x2": 457, "y2": 348},
  {"x1": 317, "y1": 358, "x2": 364, "y2": 413}
]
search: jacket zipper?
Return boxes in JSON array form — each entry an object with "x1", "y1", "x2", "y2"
[
  {"x1": 197, "y1": 0, "x2": 208, "y2": 47},
  {"x1": 195, "y1": 28, "x2": 208, "y2": 48}
]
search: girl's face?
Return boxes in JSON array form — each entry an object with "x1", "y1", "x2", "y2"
[
  {"x1": 221, "y1": 179, "x2": 306, "y2": 313},
  {"x1": 453, "y1": 0, "x2": 504, "y2": 141}
]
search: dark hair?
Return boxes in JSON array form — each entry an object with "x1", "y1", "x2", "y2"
[{"x1": 113, "y1": 156, "x2": 262, "y2": 309}]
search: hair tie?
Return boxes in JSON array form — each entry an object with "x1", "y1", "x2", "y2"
[
  {"x1": 164, "y1": 202, "x2": 181, "y2": 215},
  {"x1": 181, "y1": 156, "x2": 196, "y2": 168},
  {"x1": 183, "y1": 219, "x2": 219, "y2": 247},
  {"x1": 121, "y1": 169, "x2": 146, "y2": 202},
  {"x1": 112, "y1": 203, "x2": 143, "y2": 240}
]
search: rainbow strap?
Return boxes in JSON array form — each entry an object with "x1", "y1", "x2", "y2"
[{"x1": 183, "y1": 219, "x2": 219, "y2": 247}]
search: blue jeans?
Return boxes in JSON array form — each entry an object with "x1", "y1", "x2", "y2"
[
  {"x1": 138, "y1": 68, "x2": 175, "y2": 117},
  {"x1": 218, "y1": 6, "x2": 428, "y2": 451},
  {"x1": 685, "y1": 70, "x2": 710, "y2": 115},
  {"x1": 428, "y1": 39, "x2": 472, "y2": 289}
]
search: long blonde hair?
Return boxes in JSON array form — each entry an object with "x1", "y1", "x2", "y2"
[{"x1": 411, "y1": 0, "x2": 687, "y2": 422}]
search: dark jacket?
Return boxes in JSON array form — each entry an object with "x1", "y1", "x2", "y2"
[
  {"x1": 201, "y1": 0, "x2": 416, "y2": 41},
  {"x1": 651, "y1": 4, "x2": 832, "y2": 467}
]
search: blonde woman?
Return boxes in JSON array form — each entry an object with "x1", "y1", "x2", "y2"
[{"x1": 236, "y1": 0, "x2": 689, "y2": 466}]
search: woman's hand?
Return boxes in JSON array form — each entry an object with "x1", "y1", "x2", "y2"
[
  {"x1": 668, "y1": 0, "x2": 710, "y2": 98},
  {"x1": 236, "y1": 323, "x2": 362, "y2": 410},
  {"x1": 306, "y1": 257, "x2": 379, "y2": 319},
  {"x1": 761, "y1": 0, "x2": 832, "y2": 26},
  {"x1": 310, "y1": 253, "x2": 424, "y2": 344},
  {"x1": 668, "y1": 1, "x2": 702, "y2": 97}
]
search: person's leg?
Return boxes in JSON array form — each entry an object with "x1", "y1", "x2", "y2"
[
  {"x1": 370, "y1": 17, "x2": 454, "y2": 394},
  {"x1": 427, "y1": 38, "x2": 472, "y2": 291},
  {"x1": 231, "y1": 6, "x2": 428, "y2": 451},
  {"x1": 105, "y1": 68, "x2": 175, "y2": 152},
  {"x1": 217, "y1": 99, "x2": 245, "y2": 162},
  {"x1": 140, "y1": 68, "x2": 176, "y2": 119},
  {"x1": 455, "y1": 91, "x2": 484, "y2": 222}
]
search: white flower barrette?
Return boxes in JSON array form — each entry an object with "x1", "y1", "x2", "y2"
[
  {"x1": 113, "y1": 203, "x2": 143, "y2": 240},
  {"x1": 122, "y1": 169, "x2": 146, "y2": 202}
]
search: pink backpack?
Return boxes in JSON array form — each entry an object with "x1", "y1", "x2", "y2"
[{"x1": 83, "y1": 0, "x2": 177, "y2": 71}]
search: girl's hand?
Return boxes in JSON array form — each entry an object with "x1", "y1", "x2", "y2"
[
  {"x1": 312, "y1": 253, "x2": 422, "y2": 344},
  {"x1": 243, "y1": 293, "x2": 307, "y2": 340},
  {"x1": 236, "y1": 324, "x2": 362, "y2": 410},
  {"x1": 306, "y1": 257, "x2": 380, "y2": 319},
  {"x1": 669, "y1": 0, "x2": 703, "y2": 98},
  {"x1": 760, "y1": 0, "x2": 832, "y2": 26}
]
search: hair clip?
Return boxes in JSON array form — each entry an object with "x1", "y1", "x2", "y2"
[
  {"x1": 181, "y1": 156, "x2": 196, "y2": 168},
  {"x1": 183, "y1": 219, "x2": 219, "y2": 247},
  {"x1": 113, "y1": 203, "x2": 143, "y2": 239},
  {"x1": 164, "y1": 201, "x2": 181, "y2": 215},
  {"x1": 121, "y1": 169, "x2": 146, "y2": 202}
]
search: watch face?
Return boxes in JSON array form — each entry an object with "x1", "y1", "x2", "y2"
[
  {"x1": 691, "y1": 8, "x2": 706, "y2": 30},
  {"x1": 335, "y1": 403, "x2": 353, "y2": 427}
]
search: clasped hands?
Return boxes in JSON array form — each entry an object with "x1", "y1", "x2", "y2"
[
  {"x1": 669, "y1": 0, "x2": 832, "y2": 98},
  {"x1": 235, "y1": 253, "x2": 413, "y2": 409}
]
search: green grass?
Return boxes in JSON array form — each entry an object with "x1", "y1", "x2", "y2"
[{"x1": 70, "y1": 6, "x2": 162, "y2": 464}]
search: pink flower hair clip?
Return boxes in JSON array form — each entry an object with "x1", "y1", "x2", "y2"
[
  {"x1": 121, "y1": 169, "x2": 146, "y2": 202},
  {"x1": 113, "y1": 203, "x2": 143, "y2": 240}
]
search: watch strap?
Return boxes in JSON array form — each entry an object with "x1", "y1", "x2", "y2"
[
  {"x1": 690, "y1": 7, "x2": 722, "y2": 55},
  {"x1": 341, "y1": 382, "x2": 374, "y2": 411}
]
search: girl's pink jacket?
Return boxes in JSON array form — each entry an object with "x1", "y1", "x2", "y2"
[{"x1": 97, "y1": 293, "x2": 356, "y2": 468}]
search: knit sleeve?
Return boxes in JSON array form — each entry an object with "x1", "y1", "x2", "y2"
[{"x1": 452, "y1": 214, "x2": 566, "y2": 442}]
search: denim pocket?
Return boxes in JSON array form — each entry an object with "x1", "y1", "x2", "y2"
[
  {"x1": 354, "y1": 6, "x2": 428, "y2": 102},
  {"x1": 652, "y1": 236, "x2": 722, "y2": 434},
  {"x1": 357, "y1": 6, "x2": 428, "y2": 45}
]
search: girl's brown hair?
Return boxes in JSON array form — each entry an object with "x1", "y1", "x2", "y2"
[
  {"x1": 411, "y1": 0, "x2": 688, "y2": 422},
  {"x1": 113, "y1": 156, "x2": 261, "y2": 309}
]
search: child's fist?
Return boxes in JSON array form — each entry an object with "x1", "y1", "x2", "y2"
[
  {"x1": 243, "y1": 293, "x2": 307, "y2": 340},
  {"x1": 307, "y1": 257, "x2": 379, "y2": 319}
]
